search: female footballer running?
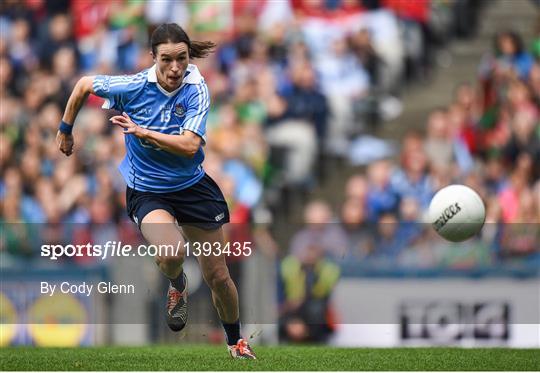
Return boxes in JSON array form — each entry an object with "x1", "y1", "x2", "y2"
[{"x1": 56, "y1": 23, "x2": 255, "y2": 359}]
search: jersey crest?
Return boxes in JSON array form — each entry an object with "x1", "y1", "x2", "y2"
[{"x1": 174, "y1": 103, "x2": 186, "y2": 117}]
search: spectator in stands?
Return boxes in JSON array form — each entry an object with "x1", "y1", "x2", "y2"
[
  {"x1": 504, "y1": 109, "x2": 540, "y2": 179},
  {"x1": 316, "y1": 35, "x2": 369, "y2": 155},
  {"x1": 264, "y1": 62, "x2": 320, "y2": 186},
  {"x1": 453, "y1": 83, "x2": 483, "y2": 140},
  {"x1": 365, "y1": 159, "x2": 398, "y2": 222},
  {"x1": 483, "y1": 155, "x2": 508, "y2": 195},
  {"x1": 70, "y1": 0, "x2": 111, "y2": 71},
  {"x1": 424, "y1": 109, "x2": 454, "y2": 168},
  {"x1": 349, "y1": 28, "x2": 381, "y2": 89},
  {"x1": 508, "y1": 79, "x2": 536, "y2": 113},
  {"x1": 279, "y1": 60, "x2": 328, "y2": 140},
  {"x1": 338, "y1": 197, "x2": 373, "y2": 260},
  {"x1": 7, "y1": 18, "x2": 38, "y2": 75},
  {"x1": 424, "y1": 108, "x2": 474, "y2": 176},
  {"x1": 344, "y1": 174, "x2": 369, "y2": 202},
  {"x1": 493, "y1": 31, "x2": 535, "y2": 80},
  {"x1": 278, "y1": 242, "x2": 340, "y2": 343},
  {"x1": 290, "y1": 200, "x2": 348, "y2": 260},
  {"x1": 479, "y1": 30, "x2": 535, "y2": 109},
  {"x1": 498, "y1": 170, "x2": 529, "y2": 224},
  {"x1": 447, "y1": 102, "x2": 478, "y2": 155},
  {"x1": 38, "y1": 13, "x2": 78, "y2": 71},
  {"x1": 391, "y1": 147, "x2": 434, "y2": 210},
  {"x1": 397, "y1": 196, "x2": 423, "y2": 246},
  {"x1": 368, "y1": 212, "x2": 408, "y2": 264},
  {"x1": 359, "y1": 0, "x2": 404, "y2": 94}
]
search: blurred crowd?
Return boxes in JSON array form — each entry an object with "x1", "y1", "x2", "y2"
[
  {"x1": 284, "y1": 27, "x2": 540, "y2": 271},
  {"x1": 277, "y1": 15, "x2": 540, "y2": 343},
  {"x1": 0, "y1": 0, "x2": 483, "y2": 259}
]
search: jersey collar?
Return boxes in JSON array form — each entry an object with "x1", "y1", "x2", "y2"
[
  {"x1": 147, "y1": 64, "x2": 203, "y2": 97},
  {"x1": 147, "y1": 64, "x2": 203, "y2": 85}
]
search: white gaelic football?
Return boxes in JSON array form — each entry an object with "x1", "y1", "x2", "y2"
[{"x1": 428, "y1": 184, "x2": 486, "y2": 242}]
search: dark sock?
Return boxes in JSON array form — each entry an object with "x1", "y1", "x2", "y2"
[
  {"x1": 222, "y1": 319, "x2": 241, "y2": 345},
  {"x1": 169, "y1": 270, "x2": 185, "y2": 292}
]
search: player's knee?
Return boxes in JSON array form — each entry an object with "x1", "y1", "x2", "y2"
[{"x1": 204, "y1": 267, "x2": 231, "y2": 291}]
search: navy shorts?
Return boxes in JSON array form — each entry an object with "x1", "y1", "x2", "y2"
[{"x1": 126, "y1": 173, "x2": 230, "y2": 230}]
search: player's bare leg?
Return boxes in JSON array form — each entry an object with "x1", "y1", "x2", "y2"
[
  {"x1": 182, "y1": 225, "x2": 238, "y2": 321},
  {"x1": 182, "y1": 225, "x2": 256, "y2": 359},
  {"x1": 141, "y1": 209, "x2": 188, "y2": 331}
]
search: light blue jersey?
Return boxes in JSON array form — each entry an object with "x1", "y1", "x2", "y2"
[{"x1": 92, "y1": 64, "x2": 209, "y2": 192}]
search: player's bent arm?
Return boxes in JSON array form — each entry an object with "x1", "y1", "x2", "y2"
[
  {"x1": 57, "y1": 76, "x2": 96, "y2": 156},
  {"x1": 140, "y1": 129, "x2": 202, "y2": 158},
  {"x1": 62, "y1": 76, "x2": 96, "y2": 125}
]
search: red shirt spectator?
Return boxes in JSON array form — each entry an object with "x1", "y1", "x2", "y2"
[{"x1": 71, "y1": 0, "x2": 110, "y2": 41}]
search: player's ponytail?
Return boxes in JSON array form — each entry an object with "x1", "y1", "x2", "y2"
[
  {"x1": 189, "y1": 40, "x2": 216, "y2": 59},
  {"x1": 151, "y1": 23, "x2": 216, "y2": 59}
]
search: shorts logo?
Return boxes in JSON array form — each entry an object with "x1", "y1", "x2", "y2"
[
  {"x1": 215, "y1": 212, "x2": 225, "y2": 222},
  {"x1": 133, "y1": 215, "x2": 139, "y2": 225},
  {"x1": 174, "y1": 104, "x2": 185, "y2": 117}
]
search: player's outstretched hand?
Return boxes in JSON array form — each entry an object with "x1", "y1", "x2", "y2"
[
  {"x1": 110, "y1": 112, "x2": 145, "y2": 137},
  {"x1": 56, "y1": 131, "x2": 74, "y2": 156}
]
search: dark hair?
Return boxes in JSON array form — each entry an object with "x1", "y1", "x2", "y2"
[
  {"x1": 494, "y1": 30, "x2": 524, "y2": 56},
  {"x1": 150, "y1": 23, "x2": 216, "y2": 58}
]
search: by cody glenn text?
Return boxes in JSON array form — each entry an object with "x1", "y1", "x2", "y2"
[{"x1": 40, "y1": 281, "x2": 135, "y2": 296}]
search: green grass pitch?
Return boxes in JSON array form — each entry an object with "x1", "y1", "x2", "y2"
[{"x1": 1, "y1": 346, "x2": 538, "y2": 371}]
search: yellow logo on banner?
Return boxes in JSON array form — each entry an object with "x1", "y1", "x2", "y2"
[
  {"x1": 27, "y1": 293, "x2": 88, "y2": 347},
  {"x1": 0, "y1": 292, "x2": 18, "y2": 346}
]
